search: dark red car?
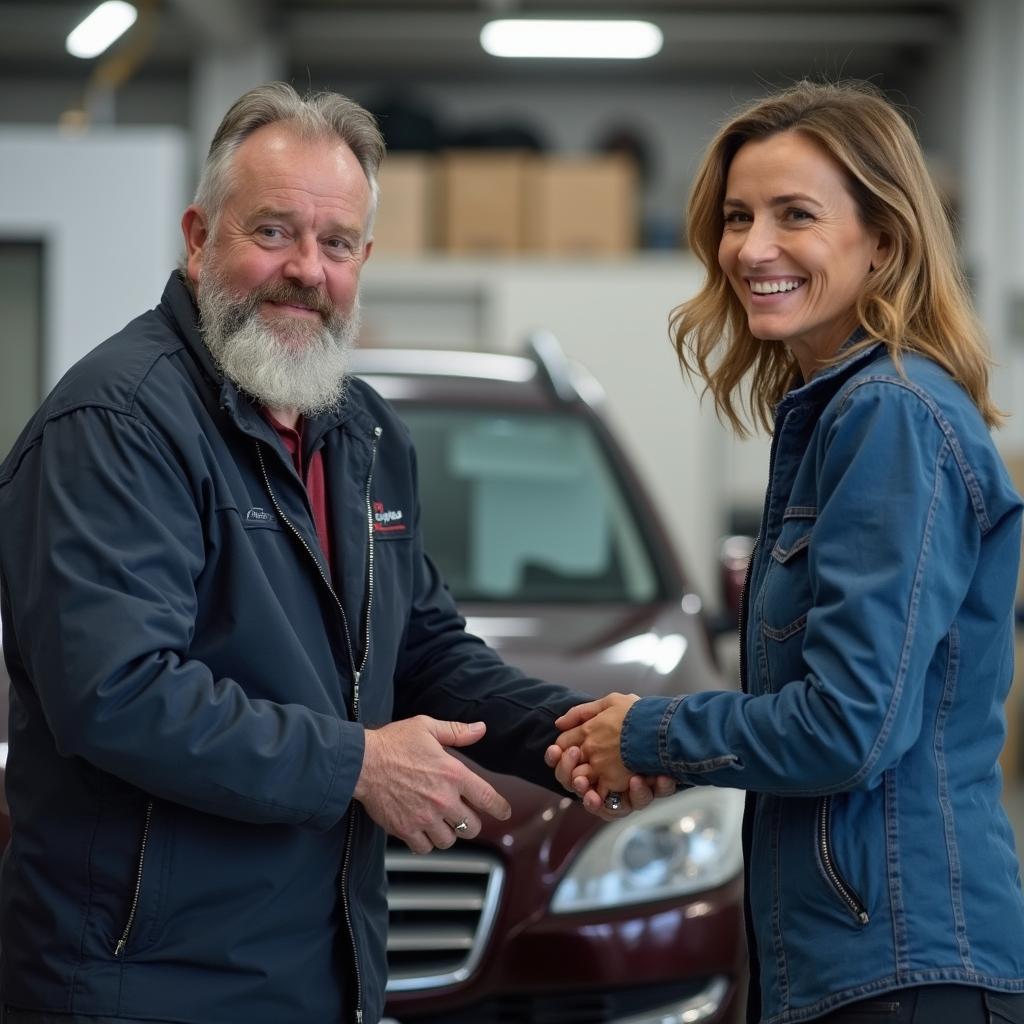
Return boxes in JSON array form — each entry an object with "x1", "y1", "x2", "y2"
[
  {"x1": 355, "y1": 336, "x2": 747, "y2": 1024},
  {"x1": 0, "y1": 335, "x2": 747, "y2": 1024}
]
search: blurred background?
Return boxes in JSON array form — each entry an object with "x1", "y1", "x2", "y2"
[{"x1": 0, "y1": 0, "x2": 1022, "y2": 806}]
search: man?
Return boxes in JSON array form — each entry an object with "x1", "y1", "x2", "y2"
[{"x1": 0, "y1": 84, "x2": 660, "y2": 1024}]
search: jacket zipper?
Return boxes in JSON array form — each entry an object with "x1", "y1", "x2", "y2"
[
  {"x1": 818, "y1": 796, "x2": 869, "y2": 924},
  {"x1": 737, "y1": 538, "x2": 757, "y2": 695},
  {"x1": 255, "y1": 437, "x2": 375, "y2": 691},
  {"x1": 113, "y1": 799, "x2": 154, "y2": 957},
  {"x1": 737, "y1": 411, "x2": 785, "y2": 1006},
  {"x1": 256, "y1": 425, "x2": 382, "y2": 1024},
  {"x1": 340, "y1": 425, "x2": 380, "y2": 1024},
  {"x1": 737, "y1": 407, "x2": 782, "y2": 696},
  {"x1": 354, "y1": 427, "x2": 381, "y2": 716}
]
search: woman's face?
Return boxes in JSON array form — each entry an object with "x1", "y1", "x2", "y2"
[{"x1": 718, "y1": 130, "x2": 886, "y2": 379}]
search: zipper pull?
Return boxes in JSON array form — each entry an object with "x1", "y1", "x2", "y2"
[
  {"x1": 114, "y1": 939, "x2": 126, "y2": 957},
  {"x1": 353, "y1": 670, "x2": 361, "y2": 720},
  {"x1": 355, "y1": 1010, "x2": 363, "y2": 1024}
]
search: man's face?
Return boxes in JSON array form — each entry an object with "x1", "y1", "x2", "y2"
[{"x1": 182, "y1": 123, "x2": 374, "y2": 415}]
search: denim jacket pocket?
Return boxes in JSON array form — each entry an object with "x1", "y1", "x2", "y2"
[
  {"x1": 770, "y1": 518, "x2": 814, "y2": 565},
  {"x1": 815, "y1": 795, "x2": 869, "y2": 926},
  {"x1": 759, "y1": 514, "x2": 815, "y2": 690}
]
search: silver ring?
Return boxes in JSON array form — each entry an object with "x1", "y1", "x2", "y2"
[
  {"x1": 453, "y1": 818, "x2": 469, "y2": 833},
  {"x1": 604, "y1": 792, "x2": 622, "y2": 811}
]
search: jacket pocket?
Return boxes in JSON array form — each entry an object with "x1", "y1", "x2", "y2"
[
  {"x1": 763, "y1": 515, "x2": 814, "y2": 635},
  {"x1": 113, "y1": 799, "x2": 158, "y2": 956},
  {"x1": 815, "y1": 796, "x2": 869, "y2": 926},
  {"x1": 759, "y1": 513, "x2": 815, "y2": 690}
]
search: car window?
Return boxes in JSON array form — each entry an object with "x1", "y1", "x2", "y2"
[{"x1": 399, "y1": 408, "x2": 660, "y2": 603}]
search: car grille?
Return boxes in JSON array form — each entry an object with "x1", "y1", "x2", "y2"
[{"x1": 385, "y1": 839, "x2": 505, "y2": 992}]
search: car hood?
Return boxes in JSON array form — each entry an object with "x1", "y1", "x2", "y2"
[{"x1": 459, "y1": 600, "x2": 719, "y2": 700}]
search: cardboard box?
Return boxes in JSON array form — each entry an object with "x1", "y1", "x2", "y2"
[
  {"x1": 438, "y1": 151, "x2": 530, "y2": 255},
  {"x1": 371, "y1": 154, "x2": 434, "y2": 257},
  {"x1": 523, "y1": 154, "x2": 638, "y2": 256}
]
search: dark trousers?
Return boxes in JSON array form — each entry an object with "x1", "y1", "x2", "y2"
[{"x1": 813, "y1": 985, "x2": 1024, "y2": 1024}]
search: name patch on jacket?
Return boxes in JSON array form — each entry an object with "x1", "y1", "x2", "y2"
[
  {"x1": 244, "y1": 506, "x2": 280, "y2": 530},
  {"x1": 372, "y1": 500, "x2": 409, "y2": 538}
]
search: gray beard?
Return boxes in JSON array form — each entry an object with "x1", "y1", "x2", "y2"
[{"x1": 196, "y1": 266, "x2": 360, "y2": 418}]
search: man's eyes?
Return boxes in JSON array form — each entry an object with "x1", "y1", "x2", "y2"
[{"x1": 253, "y1": 227, "x2": 360, "y2": 254}]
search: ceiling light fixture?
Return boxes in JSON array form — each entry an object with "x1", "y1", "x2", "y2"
[
  {"x1": 66, "y1": 1, "x2": 138, "y2": 59},
  {"x1": 480, "y1": 19, "x2": 663, "y2": 60}
]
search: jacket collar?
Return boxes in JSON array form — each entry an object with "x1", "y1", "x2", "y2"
[
  {"x1": 777, "y1": 328, "x2": 886, "y2": 415},
  {"x1": 156, "y1": 271, "x2": 365, "y2": 442}
]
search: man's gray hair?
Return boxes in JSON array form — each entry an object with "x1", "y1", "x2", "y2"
[{"x1": 193, "y1": 81, "x2": 385, "y2": 238}]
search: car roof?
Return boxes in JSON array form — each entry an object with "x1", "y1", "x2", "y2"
[{"x1": 350, "y1": 342, "x2": 606, "y2": 412}]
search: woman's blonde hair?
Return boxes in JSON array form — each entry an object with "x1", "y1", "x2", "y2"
[{"x1": 672, "y1": 79, "x2": 1000, "y2": 435}]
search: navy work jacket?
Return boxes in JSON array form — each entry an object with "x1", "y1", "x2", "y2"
[{"x1": 0, "y1": 273, "x2": 580, "y2": 1024}]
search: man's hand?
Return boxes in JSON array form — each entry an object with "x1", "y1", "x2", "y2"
[{"x1": 354, "y1": 717, "x2": 511, "y2": 854}]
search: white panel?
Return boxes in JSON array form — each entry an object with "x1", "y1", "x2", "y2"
[{"x1": 0, "y1": 127, "x2": 188, "y2": 388}]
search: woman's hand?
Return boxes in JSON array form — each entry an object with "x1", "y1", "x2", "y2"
[
  {"x1": 546, "y1": 692, "x2": 678, "y2": 818},
  {"x1": 544, "y1": 740, "x2": 676, "y2": 819},
  {"x1": 553, "y1": 692, "x2": 639, "y2": 796}
]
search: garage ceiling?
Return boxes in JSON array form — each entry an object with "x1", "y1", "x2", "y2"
[{"x1": 0, "y1": 0, "x2": 961, "y2": 82}]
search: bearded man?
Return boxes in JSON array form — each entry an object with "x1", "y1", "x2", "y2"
[{"x1": 0, "y1": 84, "x2": 668, "y2": 1024}]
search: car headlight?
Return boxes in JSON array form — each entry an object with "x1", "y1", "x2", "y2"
[{"x1": 550, "y1": 787, "x2": 744, "y2": 914}]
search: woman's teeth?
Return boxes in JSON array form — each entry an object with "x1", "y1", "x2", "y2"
[{"x1": 750, "y1": 279, "x2": 803, "y2": 294}]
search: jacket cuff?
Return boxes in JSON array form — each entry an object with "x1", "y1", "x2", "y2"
[
  {"x1": 305, "y1": 719, "x2": 366, "y2": 831},
  {"x1": 621, "y1": 696, "x2": 675, "y2": 775}
]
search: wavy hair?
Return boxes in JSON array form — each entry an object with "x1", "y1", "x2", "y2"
[{"x1": 672, "y1": 79, "x2": 1000, "y2": 435}]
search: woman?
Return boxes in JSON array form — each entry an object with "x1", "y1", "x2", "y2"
[{"x1": 546, "y1": 80, "x2": 1024, "y2": 1024}]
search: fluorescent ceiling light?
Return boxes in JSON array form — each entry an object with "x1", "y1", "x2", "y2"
[
  {"x1": 481, "y1": 19, "x2": 663, "y2": 60},
  {"x1": 66, "y1": 1, "x2": 138, "y2": 59}
]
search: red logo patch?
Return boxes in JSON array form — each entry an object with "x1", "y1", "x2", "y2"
[{"x1": 373, "y1": 500, "x2": 406, "y2": 534}]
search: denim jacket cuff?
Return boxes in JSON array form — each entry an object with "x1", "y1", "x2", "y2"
[{"x1": 621, "y1": 696, "x2": 675, "y2": 775}]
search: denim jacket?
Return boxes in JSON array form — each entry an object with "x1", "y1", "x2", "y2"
[{"x1": 623, "y1": 341, "x2": 1024, "y2": 1023}]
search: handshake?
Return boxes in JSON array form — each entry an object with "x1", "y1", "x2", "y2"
[
  {"x1": 356, "y1": 693, "x2": 676, "y2": 854},
  {"x1": 543, "y1": 692, "x2": 676, "y2": 820}
]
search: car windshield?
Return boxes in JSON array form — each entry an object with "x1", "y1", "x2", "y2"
[{"x1": 398, "y1": 407, "x2": 661, "y2": 603}]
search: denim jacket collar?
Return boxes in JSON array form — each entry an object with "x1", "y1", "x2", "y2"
[{"x1": 776, "y1": 328, "x2": 885, "y2": 417}]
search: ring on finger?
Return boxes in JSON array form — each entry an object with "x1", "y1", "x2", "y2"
[
  {"x1": 604, "y1": 792, "x2": 622, "y2": 811},
  {"x1": 452, "y1": 818, "x2": 469, "y2": 833}
]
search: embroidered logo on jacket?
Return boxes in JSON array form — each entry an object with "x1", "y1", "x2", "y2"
[
  {"x1": 246, "y1": 507, "x2": 274, "y2": 523},
  {"x1": 373, "y1": 500, "x2": 407, "y2": 534}
]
